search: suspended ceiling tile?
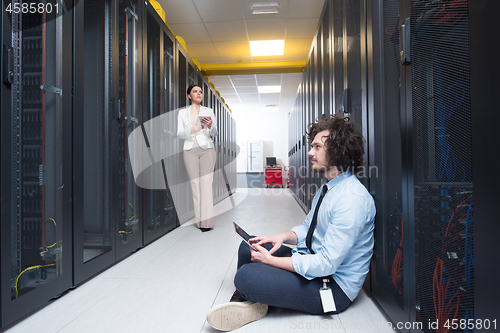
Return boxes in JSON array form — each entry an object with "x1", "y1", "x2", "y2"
[
  {"x1": 205, "y1": 21, "x2": 248, "y2": 42},
  {"x1": 288, "y1": 0, "x2": 326, "y2": 18},
  {"x1": 256, "y1": 73, "x2": 282, "y2": 80},
  {"x1": 216, "y1": 88, "x2": 237, "y2": 95},
  {"x1": 185, "y1": 42, "x2": 219, "y2": 58},
  {"x1": 228, "y1": 74, "x2": 256, "y2": 80},
  {"x1": 235, "y1": 86, "x2": 259, "y2": 94},
  {"x1": 157, "y1": 0, "x2": 202, "y2": 24},
  {"x1": 286, "y1": 18, "x2": 320, "y2": 39},
  {"x1": 209, "y1": 75, "x2": 230, "y2": 80},
  {"x1": 246, "y1": 20, "x2": 287, "y2": 40},
  {"x1": 209, "y1": 77, "x2": 232, "y2": 87},
  {"x1": 226, "y1": 103, "x2": 242, "y2": 110},
  {"x1": 231, "y1": 78, "x2": 257, "y2": 87},
  {"x1": 214, "y1": 41, "x2": 251, "y2": 57},
  {"x1": 168, "y1": 23, "x2": 210, "y2": 43},
  {"x1": 256, "y1": 76, "x2": 282, "y2": 86},
  {"x1": 280, "y1": 88, "x2": 300, "y2": 100},
  {"x1": 224, "y1": 101, "x2": 242, "y2": 107},
  {"x1": 284, "y1": 72, "x2": 303, "y2": 78},
  {"x1": 259, "y1": 94, "x2": 280, "y2": 104},
  {"x1": 193, "y1": 0, "x2": 244, "y2": 22},
  {"x1": 282, "y1": 74, "x2": 303, "y2": 87},
  {"x1": 284, "y1": 39, "x2": 313, "y2": 55},
  {"x1": 238, "y1": 93, "x2": 260, "y2": 101}
]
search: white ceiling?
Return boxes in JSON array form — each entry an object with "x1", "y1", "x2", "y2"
[{"x1": 156, "y1": 0, "x2": 326, "y2": 114}]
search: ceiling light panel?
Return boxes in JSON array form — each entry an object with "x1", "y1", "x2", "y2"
[
  {"x1": 251, "y1": 3, "x2": 279, "y2": 14},
  {"x1": 258, "y1": 85, "x2": 281, "y2": 93},
  {"x1": 250, "y1": 40, "x2": 285, "y2": 56}
]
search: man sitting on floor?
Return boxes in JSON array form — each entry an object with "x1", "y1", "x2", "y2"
[{"x1": 206, "y1": 112, "x2": 376, "y2": 331}]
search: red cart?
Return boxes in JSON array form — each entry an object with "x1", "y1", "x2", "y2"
[{"x1": 264, "y1": 167, "x2": 283, "y2": 188}]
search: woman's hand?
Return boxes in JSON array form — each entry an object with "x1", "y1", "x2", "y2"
[
  {"x1": 191, "y1": 125, "x2": 203, "y2": 134},
  {"x1": 249, "y1": 234, "x2": 285, "y2": 255},
  {"x1": 201, "y1": 117, "x2": 212, "y2": 129}
]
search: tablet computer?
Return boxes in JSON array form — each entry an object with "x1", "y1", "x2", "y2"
[
  {"x1": 196, "y1": 115, "x2": 210, "y2": 129},
  {"x1": 233, "y1": 222, "x2": 257, "y2": 251}
]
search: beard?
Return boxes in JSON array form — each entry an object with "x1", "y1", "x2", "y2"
[{"x1": 310, "y1": 163, "x2": 330, "y2": 174}]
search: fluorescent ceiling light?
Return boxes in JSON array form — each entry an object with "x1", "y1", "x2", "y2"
[
  {"x1": 258, "y1": 85, "x2": 281, "y2": 94},
  {"x1": 250, "y1": 40, "x2": 284, "y2": 56},
  {"x1": 251, "y1": 3, "x2": 279, "y2": 14},
  {"x1": 263, "y1": 105, "x2": 279, "y2": 112}
]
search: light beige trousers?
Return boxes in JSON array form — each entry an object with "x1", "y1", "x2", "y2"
[{"x1": 183, "y1": 140, "x2": 216, "y2": 228}]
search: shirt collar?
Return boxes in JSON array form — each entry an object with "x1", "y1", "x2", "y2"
[{"x1": 323, "y1": 170, "x2": 352, "y2": 191}]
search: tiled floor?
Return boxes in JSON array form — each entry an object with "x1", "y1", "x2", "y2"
[{"x1": 4, "y1": 189, "x2": 397, "y2": 333}]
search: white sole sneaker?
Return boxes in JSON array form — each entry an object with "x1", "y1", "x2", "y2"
[{"x1": 206, "y1": 301, "x2": 268, "y2": 331}]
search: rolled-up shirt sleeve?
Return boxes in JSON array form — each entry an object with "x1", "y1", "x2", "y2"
[{"x1": 292, "y1": 193, "x2": 367, "y2": 280}]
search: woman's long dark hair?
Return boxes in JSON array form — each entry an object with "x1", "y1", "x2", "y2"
[{"x1": 306, "y1": 112, "x2": 365, "y2": 172}]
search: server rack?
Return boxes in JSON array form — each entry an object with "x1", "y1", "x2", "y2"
[
  {"x1": 368, "y1": 0, "x2": 408, "y2": 327},
  {"x1": 367, "y1": 1, "x2": 479, "y2": 331},
  {"x1": 161, "y1": 22, "x2": 179, "y2": 235},
  {"x1": 0, "y1": 0, "x2": 236, "y2": 326},
  {"x1": 142, "y1": 3, "x2": 165, "y2": 245},
  {"x1": 73, "y1": 0, "x2": 119, "y2": 285},
  {"x1": 289, "y1": 1, "x2": 497, "y2": 332},
  {"x1": 408, "y1": 1, "x2": 473, "y2": 330},
  {"x1": 172, "y1": 37, "x2": 191, "y2": 223},
  {"x1": 469, "y1": 1, "x2": 500, "y2": 326},
  {"x1": 115, "y1": 0, "x2": 144, "y2": 259},
  {"x1": 1, "y1": 0, "x2": 73, "y2": 326}
]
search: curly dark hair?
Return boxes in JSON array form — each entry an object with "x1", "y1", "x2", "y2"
[{"x1": 306, "y1": 112, "x2": 365, "y2": 172}]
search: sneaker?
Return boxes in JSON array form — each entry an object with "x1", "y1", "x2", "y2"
[{"x1": 206, "y1": 301, "x2": 268, "y2": 331}]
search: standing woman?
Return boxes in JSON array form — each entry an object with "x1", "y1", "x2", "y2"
[{"x1": 177, "y1": 85, "x2": 218, "y2": 232}]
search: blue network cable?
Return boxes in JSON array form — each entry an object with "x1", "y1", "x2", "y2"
[{"x1": 435, "y1": 54, "x2": 466, "y2": 182}]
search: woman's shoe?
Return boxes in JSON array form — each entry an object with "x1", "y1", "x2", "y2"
[{"x1": 200, "y1": 227, "x2": 213, "y2": 232}]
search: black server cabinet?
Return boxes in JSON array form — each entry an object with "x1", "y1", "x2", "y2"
[
  {"x1": 141, "y1": 5, "x2": 164, "y2": 245},
  {"x1": 469, "y1": 1, "x2": 500, "y2": 328},
  {"x1": 1, "y1": 0, "x2": 73, "y2": 326},
  {"x1": 142, "y1": 3, "x2": 179, "y2": 244},
  {"x1": 368, "y1": 0, "x2": 407, "y2": 327},
  {"x1": 174, "y1": 40, "x2": 192, "y2": 222},
  {"x1": 161, "y1": 25, "x2": 179, "y2": 235},
  {"x1": 368, "y1": 1, "x2": 489, "y2": 332},
  {"x1": 321, "y1": 0, "x2": 332, "y2": 118},
  {"x1": 409, "y1": 1, "x2": 473, "y2": 331},
  {"x1": 115, "y1": 0, "x2": 143, "y2": 259},
  {"x1": 73, "y1": 0, "x2": 116, "y2": 285},
  {"x1": 73, "y1": 0, "x2": 144, "y2": 284},
  {"x1": 332, "y1": 0, "x2": 344, "y2": 114}
]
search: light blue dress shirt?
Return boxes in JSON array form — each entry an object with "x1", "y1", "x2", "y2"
[{"x1": 291, "y1": 171, "x2": 376, "y2": 301}]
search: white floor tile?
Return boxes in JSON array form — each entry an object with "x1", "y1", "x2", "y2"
[{"x1": 3, "y1": 189, "x2": 394, "y2": 333}]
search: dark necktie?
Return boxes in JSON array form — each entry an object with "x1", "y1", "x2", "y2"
[{"x1": 306, "y1": 185, "x2": 328, "y2": 254}]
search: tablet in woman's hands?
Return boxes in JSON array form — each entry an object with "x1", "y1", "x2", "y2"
[{"x1": 196, "y1": 116, "x2": 208, "y2": 128}]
